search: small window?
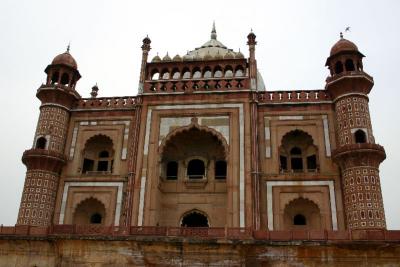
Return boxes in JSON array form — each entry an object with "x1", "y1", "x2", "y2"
[
  {"x1": 235, "y1": 69, "x2": 244, "y2": 77},
  {"x1": 307, "y1": 155, "x2": 317, "y2": 170},
  {"x1": 345, "y1": 59, "x2": 355, "y2": 71},
  {"x1": 162, "y1": 72, "x2": 170, "y2": 79},
  {"x1": 99, "y1": 151, "x2": 109, "y2": 158},
  {"x1": 182, "y1": 70, "x2": 191, "y2": 79},
  {"x1": 280, "y1": 156, "x2": 287, "y2": 171},
  {"x1": 187, "y1": 159, "x2": 205, "y2": 179},
  {"x1": 90, "y1": 213, "x2": 102, "y2": 224},
  {"x1": 166, "y1": 161, "x2": 178, "y2": 180},
  {"x1": 215, "y1": 160, "x2": 227, "y2": 179},
  {"x1": 225, "y1": 70, "x2": 233, "y2": 78},
  {"x1": 193, "y1": 70, "x2": 202, "y2": 79},
  {"x1": 51, "y1": 72, "x2": 59, "y2": 84},
  {"x1": 97, "y1": 161, "x2": 108, "y2": 171},
  {"x1": 203, "y1": 70, "x2": 212, "y2": 78},
  {"x1": 82, "y1": 158, "x2": 94, "y2": 173},
  {"x1": 214, "y1": 70, "x2": 223, "y2": 78},
  {"x1": 172, "y1": 71, "x2": 180, "y2": 79},
  {"x1": 355, "y1": 130, "x2": 367, "y2": 143},
  {"x1": 335, "y1": 61, "x2": 344, "y2": 74},
  {"x1": 290, "y1": 147, "x2": 302, "y2": 155},
  {"x1": 151, "y1": 72, "x2": 160, "y2": 80},
  {"x1": 60, "y1": 73, "x2": 69, "y2": 85},
  {"x1": 35, "y1": 137, "x2": 47, "y2": 149},
  {"x1": 293, "y1": 214, "x2": 306, "y2": 225}
]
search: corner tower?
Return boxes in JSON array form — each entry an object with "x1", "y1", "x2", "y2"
[
  {"x1": 326, "y1": 34, "x2": 386, "y2": 230},
  {"x1": 17, "y1": 47, "x2": 81, "y2": 226}
]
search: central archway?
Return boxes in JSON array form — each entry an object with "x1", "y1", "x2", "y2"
[{"x1": 181, "y1": 210, "x2": 209, "y2": 227}]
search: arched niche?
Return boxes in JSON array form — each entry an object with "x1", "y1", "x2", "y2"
[
  {"x1": 283, "y1": 197, "x2": 322, "y2": 230},
  {"x1": 73, "y1": 197, "x2": 106, "y2": 225}
]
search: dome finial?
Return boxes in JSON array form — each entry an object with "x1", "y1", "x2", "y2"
[
  {"x1": 66, "y1": 42, "x2": 70, "y2": 53},
  {"x1": 211, "y1": 21, "x2": 217, "y2": 40},
  {"x1": 340, "y1": 32, "x2": 343, "y2": 39}
]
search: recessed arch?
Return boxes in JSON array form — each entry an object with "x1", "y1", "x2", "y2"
[
  {"x1": 180, "y1": 209, "x2": 209, "y2": 227},
  {"x1": 158, "y1": 120, "x2": 229, "y2": 159},
  {"x1": 73, "y1": 197, "x2": 106, "y2": 225}
]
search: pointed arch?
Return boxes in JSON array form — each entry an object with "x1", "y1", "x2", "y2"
[
  {"x1": 180, "y1": 209, "x2": 210, "y2": 227},
  {"x1": 158, "y1": 118, "x2": 229, "y2": 158}
]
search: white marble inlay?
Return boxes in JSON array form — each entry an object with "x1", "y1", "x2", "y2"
[
  {"x1": 141, "y1": 103, "x2": 244, "y2": 227},
  {"x1": 278, "y1": 115, "x2": 304, "y2": 120},
  {"x1": 266, "y1": 180, "x2": 338, "y2": 230},
  {"x1": 137, "y1": 176, "x2": 146, "y2": 226},
  {"x1": 322, "y1": 115, "x2": 332, "y2": 157},
  {"x1": 59, "y1": 182, "x2": 124, "y2": 226}
]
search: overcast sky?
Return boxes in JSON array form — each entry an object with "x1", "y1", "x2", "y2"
[{"x1": 0, "y1": 0, "x2": 399, "y2": 229}]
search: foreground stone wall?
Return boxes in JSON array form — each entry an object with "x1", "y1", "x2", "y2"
[{"x1": 0, "y1": 236, "x2": 399, "y2": 267}]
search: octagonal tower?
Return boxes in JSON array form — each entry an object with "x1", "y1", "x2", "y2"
[
  {"x1": 17, "y1": 47, "x2": 81, "y2": 226},
  {"x1": 326, "y1": 34, "x2": 386, "y2": 230}
]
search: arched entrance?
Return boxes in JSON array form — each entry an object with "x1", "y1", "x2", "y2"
[{"x1": 181, "y1": 210, "x2": 209, "y2": 227}]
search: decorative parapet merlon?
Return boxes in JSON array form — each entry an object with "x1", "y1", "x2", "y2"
[
  {"x1": 74, "y1": 96, "x2": 137, "y2": 110},
  {"x1": 258, "y1": 90, "x2": 332, "y2": 104}
]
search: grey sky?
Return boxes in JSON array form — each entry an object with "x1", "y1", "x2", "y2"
[{"x1": 0, "y1": 0, "x2": 399, "y2": 228}]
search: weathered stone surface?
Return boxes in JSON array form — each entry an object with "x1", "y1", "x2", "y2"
[{"x1": 0, "y1": 237, "x2": 399, "y2": 266}]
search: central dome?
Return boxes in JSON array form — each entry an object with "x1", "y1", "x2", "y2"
[{"x1": 185, "y1": 23, "x2": 243, "y2": 59}]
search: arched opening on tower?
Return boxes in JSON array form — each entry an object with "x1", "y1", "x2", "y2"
[
  {"x1": 73, "y1": 198, "x2": 106, "y2": 225},
  {"x1": 354, "y1": 129, "x2": 367, "y2": 144},
  {"x1": 335, "y1": 61, "x2": 344, "y2": 74},
  {"x1": 181, "y1": 210, "x2": 209, "y2": 227},
  {"x1": 35, "y1": 137, "x2": 47, "y2": 149},
  {"x1": 60, "y1": 73, "x2": 69, "y2": 85},
  {"x1": 345, "y1": 59, "x2": 355, "y2": 71},
  {"x1": 51, "y1": 71, "x2": 59, "y2": 84}
]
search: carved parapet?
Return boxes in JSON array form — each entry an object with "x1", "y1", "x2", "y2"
[
  {"x1": 257, "y1": 90, "x2": 331, "y2": 104},
  {"x1": 74, "y1": 96, "x2": 137, "y2": 110},
  {"x1": 143, "y1": 77, "x2": 249, "y2": 93},
  {"x1": 332, "y1": 143, "x2": 386, "y2": 169},
  {"x1": 22, "y1": 149, "x2": 66, "y2": 173}
]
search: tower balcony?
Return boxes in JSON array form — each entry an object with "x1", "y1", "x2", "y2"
[
  {"x1": 325, "y1": 71, "x2": 374, "y2": 100},
  {"x1": 22, "y1": 149, "x2": 66, "y2": 173},
  {"x1": 36, "y1": 84, "x2": 81, "y2": 108},
  {"x1": 332, "y1": 143, "x2": 386, "y2": 169}
]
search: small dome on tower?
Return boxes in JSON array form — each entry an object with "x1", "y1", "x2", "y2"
[
  {"x1": 173, "y1": 54, "x2": 182, "y2": 61},
  {"x1": 223, "y1": 50, "x2": 235, "y2": 59},
  {"x1": 52, "y1": 47, "x2": 78, "y2": 69},
  {"x1": 151, "y1": 54, "x2": 161, "y2": 62},
  {"x1": 330, "y1": 35, "x2": 359, "y2": 56},
  {"x1": 183, "y1": 53, "x2": 193, "y2": 61},
  {"x1": 235, "y1": 50, "x2": 244, "y2": 59},
  {"x1": 162, "y1": 53, "x2": 172, "y2": 61}
]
